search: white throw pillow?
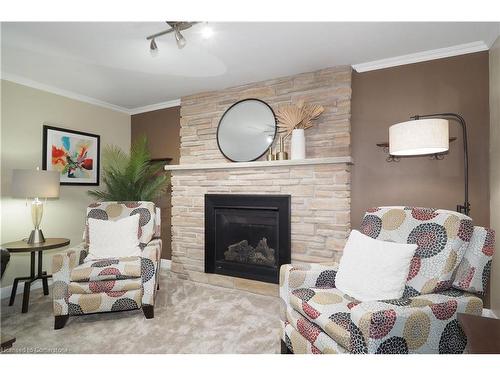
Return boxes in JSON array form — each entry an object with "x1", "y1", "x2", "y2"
[
  {"x1": 87, "y1": 214, "x2": 141, "y2": 260},
  {"x1": 335, "y1": 230, "x2": 417, "y2": 301}
]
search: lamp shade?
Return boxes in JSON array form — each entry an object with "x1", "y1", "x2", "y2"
[
  {"x1": 389, "y1": 119, "x2": 449, "y2": 156},
  {"x1": 11, "y1": 169, "x2": 60, "y2": 198}
]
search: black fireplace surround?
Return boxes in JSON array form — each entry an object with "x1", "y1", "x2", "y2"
[{"x1": 205, "y1": 194, "x2": 291, "y2": 284}]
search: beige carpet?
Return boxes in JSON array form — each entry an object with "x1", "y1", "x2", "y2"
[{"x1": 1, "y1": 272, "x2": 281, "y2": 354}]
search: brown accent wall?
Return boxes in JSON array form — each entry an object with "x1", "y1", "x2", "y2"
[
  {"x1": 131, "y1": 106, "x2": 181, "y2": 259},
  {"x1": 351, "y1": 52, "x2": 490, "y2": 230}
]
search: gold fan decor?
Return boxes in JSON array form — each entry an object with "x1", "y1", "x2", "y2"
[{"x1": 274, "y1": 101, "x2": 324, "y2": 160}]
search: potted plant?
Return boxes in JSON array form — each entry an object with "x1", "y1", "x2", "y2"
[{"x1": 88, "y1": 136, "x2": 168, "y2": 201}]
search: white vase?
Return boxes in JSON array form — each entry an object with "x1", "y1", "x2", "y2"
[{"x1": 290, "y1": 129, "x2": 306, "y2": 160}]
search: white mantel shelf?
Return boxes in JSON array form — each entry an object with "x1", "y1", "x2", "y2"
[{"x1": 164, "y1": 157, "x2": 353, "y2": 172}]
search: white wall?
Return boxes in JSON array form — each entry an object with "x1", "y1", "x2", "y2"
[
  {"x1": 490, "y1": 36, "x2": 500, "y2": 316},
  {"x1": 0, "y1": 80, "x2": 130, "y2": 287}
]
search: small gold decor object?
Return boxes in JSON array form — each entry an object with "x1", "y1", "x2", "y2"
[
  {"x1": 266, "y1": 147, "x2": 275, "y2": 161},
  {"x1": 275, "y1": 134, "x2": 288, "y2": 160}
]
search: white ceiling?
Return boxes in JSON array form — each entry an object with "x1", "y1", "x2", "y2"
[{"x1": 1, "y1": 22, "x2": 499, "y2": 112}]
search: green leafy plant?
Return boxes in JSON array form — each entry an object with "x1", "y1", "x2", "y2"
[{"x1": 88, "y1": 136, "x2": 169, "y2": 201}]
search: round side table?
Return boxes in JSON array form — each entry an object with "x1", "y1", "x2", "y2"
[{"x1": 2, "y1": 238, "x2": 70, "y2": 313}]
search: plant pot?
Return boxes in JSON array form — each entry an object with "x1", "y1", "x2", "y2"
[{"x1": 290, "y1": 129, "x2": 306, "y2": 160}]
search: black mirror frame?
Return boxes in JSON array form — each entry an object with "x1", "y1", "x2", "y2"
[{"x1": 216, "y1": 98, "x2": 277, "y2": 162}]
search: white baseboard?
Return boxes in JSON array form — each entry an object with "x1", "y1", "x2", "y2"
[
  {"x1": 482, "y1": 308, "x2": 498, "y2": 318},
  {"x1": 1, "y1": 279, "x2": 53, "y2": 300}
]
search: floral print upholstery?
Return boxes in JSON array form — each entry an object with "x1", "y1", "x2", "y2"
[
  {"x1": 68, "y1": 278, "x2": 142, "y2": 294},
  {"x1": 286, "y1": 306, "x2": 347, "y2": 353},
  {"x1": 85, "y1": 201, "x2": 156, "y2": 248},
  {"x1": 453, "y1": 226, "x2": 496, "y2": 294},
  {"x1": 290, "y1": 287, "x2": 354, "y2": 349},
  {"x1": 68, "y1": 289, "x2": 143, "y2": 314},
  {"x1": 52, "y1": 202, "x2": 161, "y2": 320},
  {"x1": 349, "y1": 290, "x2": 482, "y2": 354},
  {"x1": 282, "y1": 320, "x2": 322, "y2": 354},
  {"x1": 279, "y1": 263, "x2": 338, "y2": 319},
  {"x1": 279, "y1": 207, "x2": 494, "y2": 354},
  {"x1": 360, "y1": 207, "x2": 473, "y2": 296},
  {"x1": 282, "y1": 315, "x2": 348, "y2": 354},
  {"x1": 53, "y1": 244, "x2": 83, "y2": 316},
  {"x1": 141, "y1": 238, "x2": 162, "y2": 306},
  {"x1": 70, "y1": 256, "x2": 141, "y2": 282},
  {"x1": 280, "y1": 264, "x2": 483, "y2": 354}
]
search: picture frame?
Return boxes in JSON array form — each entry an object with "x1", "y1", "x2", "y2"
[{"x1": 42, "y1": 125, "x2": 100, "y2": 186}]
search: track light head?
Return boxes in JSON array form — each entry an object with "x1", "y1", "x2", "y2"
[
  {"x1": 146, "y1": 21, "x2": 195, "y2": 53},
  {"x1": 174, "y1": 27, "x2": 187, "y2": 49},
  {"x1": 150, "y1": 38, "x2": 158, "y2": 50},
  {"x1": 149, "y1": 38, "x2": 159, "y2": 56}
]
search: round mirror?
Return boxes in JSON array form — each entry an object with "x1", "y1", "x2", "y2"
[{"x1": 217, "y1": 99, "x2": 276, "y2": 162}]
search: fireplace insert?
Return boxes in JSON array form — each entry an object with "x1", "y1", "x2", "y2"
[{"x1": 205, "y1": 194, "x2": 291, "y2": 283}]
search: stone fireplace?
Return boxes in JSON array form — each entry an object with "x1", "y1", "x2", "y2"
[
  {"x1": 166, "y1": 65, "x2": 352, "y2": 295},
  {"x1": 205, "y1": 194, "x2": 291, "y2": 284}
]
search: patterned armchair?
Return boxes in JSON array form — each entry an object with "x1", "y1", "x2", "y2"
[
  {"x1": 280, "y1": 207, "x2": 496, "y2": 354},
  {"x1": 52, "y1": 202, "x2": 162, "y2": 329}
]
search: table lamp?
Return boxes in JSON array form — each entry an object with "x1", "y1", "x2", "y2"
[
  {"x1": 11, "y1": 168, "x2": 60, "y2": 244},
  {"x1": 389, "y1": 113, "x2": 469, "y2": 216}
]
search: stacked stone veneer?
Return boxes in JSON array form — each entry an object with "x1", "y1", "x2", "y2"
[
  {"x1": 179, "y1": 66, "x2": 351, "y2": 164},
  {"x1": 170, "y1": 66, "x2": 352, "y2": 294}
]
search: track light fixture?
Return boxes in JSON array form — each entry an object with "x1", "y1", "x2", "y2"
[
  {"x1": 150, "y1": 38, "x2": 158, "y2": 50},
  {"x1": 149, "y1": 38, "x2": 158, "y2": 56},
  {"x1": 146, "y1": 21, "x2": 198, "y2": 53},
  {"x1": 174, "y1": 27, "x2": 187, "y2": 49}
]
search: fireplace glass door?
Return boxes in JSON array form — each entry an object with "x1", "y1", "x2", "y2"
[{"x1": 205, "y1": 194, "x2": 290, "y2": 283}]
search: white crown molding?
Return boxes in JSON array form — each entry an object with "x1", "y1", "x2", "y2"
[
  {"x1": 129, "y1": 100, "x2": 181, "y2": 115},
  {"x1": 352, "y1": 41, "x2": 489, "y2": 73},
  {"x1": 3, "y1": 40, "x2": 490, "y2": 111},
  {"x1": 1, "y1": 72, "x2": 182, "y2": 115},
  {"x1": 1, "y1": 72, "x2": 131, "y2": 114}
]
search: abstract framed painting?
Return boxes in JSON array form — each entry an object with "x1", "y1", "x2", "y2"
[{"x1": 42, "y1": 125, "x2": 100, "y2": 186}]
